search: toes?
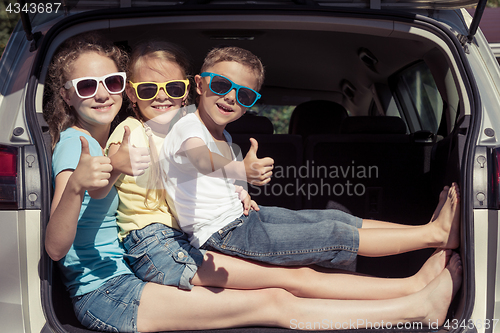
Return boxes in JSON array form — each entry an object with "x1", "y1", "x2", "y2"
[
  {"x1": 447, "y1": 184, "x2": 460, "y2": 204},
  {"x1": 448, "y1": 252, "x2": 462, "y2": 271},
  {"x1": 448, "y1": 254, "x2": 463, "y2": 295},
  {"x1": 443, "y1": 249, "x2": 452, "y2": 263},
  {"x1": 448, "y1": 187, "x2": 455, "y2": 199},
  {"x1": 452, "y1": 183, "x2": 460, "y2": 197},
  {"x1": 439, "y1": 187, "x2": 449, "y2": 201},
  {"x1": 429, "y1": 249, "x2": 451, "y2": 266}
]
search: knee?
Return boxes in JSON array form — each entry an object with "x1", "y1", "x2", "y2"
[
  {"x1": 259, "y1": 288, "x2": 299, "y2": 328},
  {"x1": 283, "y1": 267, "x2": 314, "y2": 297},
  {"x1": 259, "y1": 288, "x2": 295, "y2": 310}
]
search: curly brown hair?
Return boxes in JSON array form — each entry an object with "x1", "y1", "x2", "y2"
[{"x1": 43, "y1": 32, "x2": 128, "y2": 150}]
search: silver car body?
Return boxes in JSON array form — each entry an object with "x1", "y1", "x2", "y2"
[{"x1": 1, "y1": 1, "x2": 500, "y2": 332}]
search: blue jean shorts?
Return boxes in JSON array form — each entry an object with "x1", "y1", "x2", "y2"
[
  {"x1": 123, "y1": 223, "x2": 206, "y2": 290},
  {"x1": 72, "y1": 274, "x2": 146, "y2": 333},
  {"x1": 202, "y1": 206, "x2": 362, "y2": 269}
]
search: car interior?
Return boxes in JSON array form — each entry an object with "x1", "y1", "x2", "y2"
[{"x1": 40, "y1": 11, "x2": 468, "y2": 333}]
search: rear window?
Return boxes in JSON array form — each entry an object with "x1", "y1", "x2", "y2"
[
  {"x1": 391, "y1": 61, "x2": 444, "y2": 134},
  {"x1": 249, "y1": 105, "x2": 295, "y2": 134}
]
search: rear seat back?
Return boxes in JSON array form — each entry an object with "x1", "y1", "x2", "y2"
[
  {"x1": 289, "y1": 100, "x2": 348, "y2": 137},
  {"x1": 303, "y1": 116, "x2": 433, "y2": 224},
  {"x1": 340, "y1": 116, "x2": 407, "y2": 135},
  {"x1": 227, "y1": 114, "x2": 303, "y2": 209}
]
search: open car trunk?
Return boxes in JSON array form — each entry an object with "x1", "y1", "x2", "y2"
[{"x1": 33, "y1": 5, "x2": 474, "y2": 332}]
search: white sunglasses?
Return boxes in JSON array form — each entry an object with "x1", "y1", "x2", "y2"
[{"x1": 64, "y1": 72, "x2": 126, "y2": 98}]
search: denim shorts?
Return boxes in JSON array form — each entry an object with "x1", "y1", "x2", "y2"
[
  {"x1": 72, "y1": 274, "x2": 146, "y2": 333},
  {"x1": 202, "y1": 206, "x2": 362, "y2": 269},
  {"x1": 123, "y1": 223, "x2": 206, "y2": 290}
]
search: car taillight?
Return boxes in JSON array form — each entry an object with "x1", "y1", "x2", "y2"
[
  {"x1": 492, "y1": 147, "x2": 500, "y2": 209},
  {"x1": 0, "y1": 145, "x2": 18, "y2": 209}
]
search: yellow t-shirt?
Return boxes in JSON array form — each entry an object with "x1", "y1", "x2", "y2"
[{"x1": 106, "y1": 117, "x2": 179, "y2": 241}]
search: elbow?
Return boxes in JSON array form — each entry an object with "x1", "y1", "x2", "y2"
[
  {"x1": 194, "y1": 159, "x2": 213, "y2": 175},
  {"x1": 89, "y1": 191, "x2": 107, "y2": 200},
  {"x1": 45, "y1": 244, "x2": 65, "y2": 262}
]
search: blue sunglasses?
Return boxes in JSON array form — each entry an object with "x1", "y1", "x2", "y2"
[{"x1": 200, "y1": 72, "x2": 261, "y2": 107}]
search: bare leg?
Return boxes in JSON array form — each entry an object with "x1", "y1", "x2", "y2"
[
  {"x1": 358, "y1": 183, "x2": 460, "y2": 256},
  {"x1": 191, "y1": 249, "x2": 450, "y2": 300},
  {"x1": 137, "y1": 253, "x2": 462, "y2": 331},
  {"x1": 363, "y1": 186, "x2": 449, "y2": 229},
  {"x1": 286, "y1": 252, "x2": 462, "y2": 329},
  {"x1": 189, "y1": 185, "x2": 455, "y2": 300}
]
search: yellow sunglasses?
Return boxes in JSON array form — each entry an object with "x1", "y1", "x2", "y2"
[{"x1": 129, "y1": 79, "x2": 189, "y2": 101}]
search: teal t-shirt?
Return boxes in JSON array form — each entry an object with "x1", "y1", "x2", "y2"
[{"x1": 52, "y1": 128, "x2": 132, "y2": 297}]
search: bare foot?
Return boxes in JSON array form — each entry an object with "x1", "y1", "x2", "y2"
[
  {"x1": 421, "y1": 252, "x2": 463, "y2": 326},
  {"x1": 411, "y1": 249, "x2": 451, "y2": 293},
  {"x1": 432, "y1": 183, "x2": 461, "y2": 249},
  {"x1": 430, "y1": 186, "x2": 450, "y2": 223}
]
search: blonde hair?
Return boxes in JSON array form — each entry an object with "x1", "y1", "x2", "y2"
[
  {"x1": 43, "y1": 32, "x2": 128, "y2": 150},
  {"x1": 127, "y1": 40, "x2": 191, "y2": 210},
  {"x1": 201, "y1": 46, "x2": 265, "y2": 91}
]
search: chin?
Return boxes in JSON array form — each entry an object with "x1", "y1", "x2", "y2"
[{"x1": 150, "y1": 111, "x2": 178, "y2": 125}]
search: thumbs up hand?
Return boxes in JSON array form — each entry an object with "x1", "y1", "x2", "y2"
[
  {"x1": 72, "y1": 136, "x2": 113, "y2": 192},
  {"x1": 243, "y1": 138, "x2": 274, "y2": 186},
  {"x1": 112, "y1": 126, "x2": 151, "y2": 176}
]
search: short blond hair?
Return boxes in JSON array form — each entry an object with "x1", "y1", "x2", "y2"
[{"x1": 201, "y1": 46, "x2": 265, "y2": 91}]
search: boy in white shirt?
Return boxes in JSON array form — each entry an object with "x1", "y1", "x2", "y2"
[{"x1": 160, "y1": 46, "x2": 460, "y2": 269}]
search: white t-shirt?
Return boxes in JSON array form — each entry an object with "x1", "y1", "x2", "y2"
[{"x1": 160, "y1": 113, "x2": 244, "y2": 248}]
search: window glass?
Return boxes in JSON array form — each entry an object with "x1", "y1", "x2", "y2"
[
  {"x1": 395, "y1": 62, "x2": 443, "y2": 133},
  {"x1": 248, "y1": 105, "x2": 295, "y2": 134}
]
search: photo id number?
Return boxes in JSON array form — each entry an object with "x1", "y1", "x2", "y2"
[
  {"x1": 6, "y1": 3, "x2": 61, "y2": 14},
  {"x1": 444, "y1": 319, "x2": 499, "y2": 330}
]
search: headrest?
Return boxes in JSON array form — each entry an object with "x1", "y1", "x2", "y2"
[
  {"x1": 340, "y1": 116, "x2": 407, "y2": 134},
  {"x1": 288, "y1": 100, "x2": 348, "y2": 136},
  {"x1": 226, "y1": 114, "x2": 274, "y2": 135}
]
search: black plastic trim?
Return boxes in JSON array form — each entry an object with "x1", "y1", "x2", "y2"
[
  {"x1": 24, "y1": 74, "x2": 57, "y2": 330},
  {"x1": 467, "y1": 0, "x2": 487, "y2": 42}
]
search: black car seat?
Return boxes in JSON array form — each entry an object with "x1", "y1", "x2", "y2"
[
  {"x1": 288, "y1": 100, "x2": 348, "y2": 137},
  {"x1": 227, "y1": 113, "x2": 303, "y2": 209}
]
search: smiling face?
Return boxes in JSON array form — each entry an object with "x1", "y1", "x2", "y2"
[
  {"x1": 195, "y1": 61, "x2": 259, "y2": 138},
  {"x1": 127, "y1": 56, "x2": 188, "y2": 125},
  {"x1": 60, "y1": 51, "x2": 123, "y2": 133}
]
